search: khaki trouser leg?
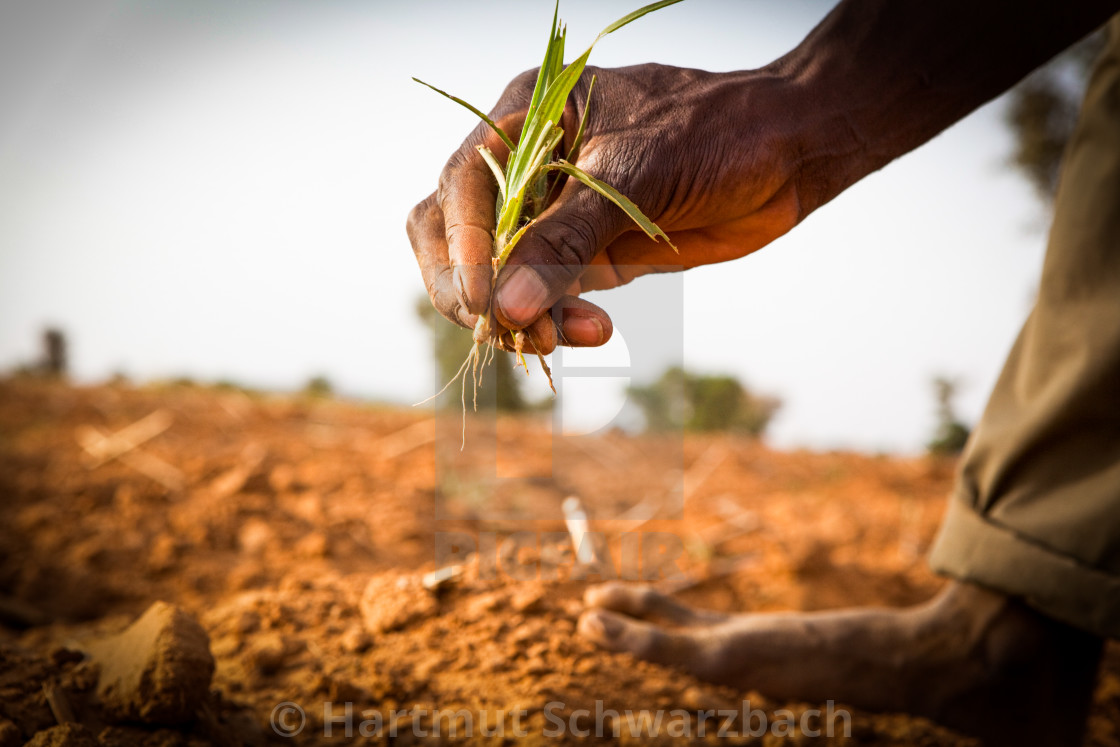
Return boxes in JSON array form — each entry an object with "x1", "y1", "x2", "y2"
[{"x1": 928, "y1": 15, "x2": 1120, "y2": 640}]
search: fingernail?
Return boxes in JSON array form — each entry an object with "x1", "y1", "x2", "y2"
[
  {"x1": 585, "y1": 611, "x2": 622, "y2": 639},
  {"x1": 454, "y1": 266, "x2": 490, "y2": 316},
  {"x1": 496, "y1": 266, "x2": 549, "y2": 326},
  {"x1": 562, "y1": 316, "x2": 604, "y2": 346}
]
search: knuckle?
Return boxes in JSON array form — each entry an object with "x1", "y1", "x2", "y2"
[
  {"x1": 538, "y1": 218, "x2": 596, "y2": 278},
  {"x1": 419, "y1": 265, "x2": 469, "y2": 330},
  {"x1": 635, "y1": 587, "x2": 658, "y2": 612},
  {"x1": 437, "y1": 153, "x2": 469, "y2": 200},
  {"x1": 444, "y1": 221, "x2": 492, "y2": 255},
  {"x1": 431, "y1": 288, "x2": 469, "y2": 330},
  {"x1": 595, "y1": 137, "x2": 674, "y2": 221},
  {"x1": 507, "y1": 68, "x2": 540, "y2": 100},
  {"x1": 438, "y1": 150, "x2": 493, "y2": 208},
  {"x1": 564, "y1": 207, "x2": 604, "y2": 255},
  {"x1": 406, "y1": 195, "x2": 438, "y2": 243}
]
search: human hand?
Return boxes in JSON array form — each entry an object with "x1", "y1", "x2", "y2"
[{"x1": 407, "y1": 62, "x2": 832, "y2": 352}]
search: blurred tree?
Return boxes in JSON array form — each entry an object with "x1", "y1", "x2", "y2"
[
  {"x1": 1006, "y1": 30, "x2": 1105, "y2": 201},
  {"x1": 627, "y1": 366, "x2": 780, "y2": 437},
  {"x1": 927, "y1": 376, "x2": 970, "y2": 455},
  {"x1": 303, "y1": 375, "x2": 333, "y2": 398},
  {"x1": 42, "y1": 328, "x2": 67, "y2": 377},
  {"x1": 414, "y1": 296, "x2": 526, "y2": 412}
]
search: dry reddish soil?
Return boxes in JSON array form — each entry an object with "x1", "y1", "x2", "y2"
[{"x1": 0, "y1": 378, "x2": 1117, "y2": 746}]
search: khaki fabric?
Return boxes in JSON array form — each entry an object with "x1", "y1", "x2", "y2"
[{"x1": 929, "y1": 15, "x2": 1120, "y2": 640}]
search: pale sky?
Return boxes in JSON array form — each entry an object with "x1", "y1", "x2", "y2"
[{"x1": 0, "y1": 0, "x2": 1056, "y2": 452}]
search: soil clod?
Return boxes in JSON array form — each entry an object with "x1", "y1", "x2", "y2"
[{"x1": 87, "y1": 601, "x2": 215, "y2": 726}]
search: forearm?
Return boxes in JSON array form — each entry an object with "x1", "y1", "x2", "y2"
[{"x1": 771, "y1": 0, "x2": 1120, "y2": 213}]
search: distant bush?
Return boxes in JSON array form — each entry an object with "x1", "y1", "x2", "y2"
[
  {"x1": 213, "y1": 379, "x2": 242, "y2": 390},
  {"x1": 1006, "y1": 30, "x2": 1104, "y2": 202},
  {"x1": 627, "y1": 366, "x2": 780, "y2": 437},
  {"x1": 927, "y1": 376, "x2": 970, "y2": 455},
  {"x1": 11, "y1": 328, "x2": 68, "y2": 379},
  {"x1": 303, "y1": 375, "x2": 334, "y2": 398}
]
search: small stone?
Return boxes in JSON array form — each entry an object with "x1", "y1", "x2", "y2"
[
  {"x1": 487, "y1": 655, "x2": 511, "y2": 673},
  {"x1": 327, "y1": 678, "x2": 368, "y2": 704},
  {"x1": 510, "y1": 621, "x2": 541, "y2": 645},
  {"x1": 573, "y1": 657, "x2": 597, "y2": 675},
  {"x1": 680, "y1": 686, "x2": 735, "y2": 713},
  {"x1": 237, "y1": 519, "x2": 274, "y2": 556},
  {"x1": 268, "y1": 464, "x2": 296, "y2": 493},
  {"x1": 359, "y1": 575, "x2": 437, "y2": 634},
  {"x1": 523, "y1": 657, "x2": 551, "y2": 677},
  {"x1": 246, "y1": 632, "x2": 289, "y2": 675},
  {"x1": 464, "y1": 591, "x2": 507, "y2": 620},
  {"x1": 340, "y1": 627, "x2": 371, "y2": 654},
  {"x1": 88, "y1": 601, "x2": 215, "y2": 726},
  {"x1": 234, "y1": 609, "x2": 261, "y2": 636},
  {"x1": 147, "y1": 533, "x2": 179, "y2": 573},
  {"x1": 510, "y1": 587, "x2": 544, "y2": 614}
]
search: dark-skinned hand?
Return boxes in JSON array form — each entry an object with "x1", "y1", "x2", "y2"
[{"x1": 407, "y1": 63, "x2": 821, "y2": 354}]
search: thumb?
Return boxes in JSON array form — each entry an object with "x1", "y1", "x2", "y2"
[{"x1": 493, "y1": 177, "x2": 628, "y2": 329}]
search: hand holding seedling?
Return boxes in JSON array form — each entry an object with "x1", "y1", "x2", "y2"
[
  {"x1": 409, "y1": 0, "x2": 1118, "y2": 358},
  {"x1": 408, "y1": 61, "x2": 808, "y2": 353},
  {"x1": 410, "y1": 1, "x2": 694, "y2": 417}
]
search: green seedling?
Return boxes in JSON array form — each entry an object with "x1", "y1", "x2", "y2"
[{"x1": 416, "y1": 0, "x2": 680, "y2": 438}]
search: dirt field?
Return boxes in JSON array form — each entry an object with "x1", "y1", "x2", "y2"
[{"x1": 1, "y1": 377, "x2": 1116, "y2": 746}]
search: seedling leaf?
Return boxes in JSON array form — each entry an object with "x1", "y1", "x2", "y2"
[
  {"x1": 415, "y1": 0, "x2": 681, "y2": 428},
  {"x1": 523, "y1": 1, "x2": 562, "y2": 136},
  {"x1": 476, "y1": 145, "x2": 507, "y2": 201},
  {"x1": 566, "y1": 74, "x2": 596, "y2": 163},
  {"x1": 496, "y1": 218, "x2": 537, "y2": 266},
  {"x1": 412, "y1": 77, "x2": 516, "y2": 152},
  {"x1": 597, "y1": 0, "x2": 684, "y2": 38},
  {"x1": 548, "y1": 160, "x2": 677, "y2": 250}
]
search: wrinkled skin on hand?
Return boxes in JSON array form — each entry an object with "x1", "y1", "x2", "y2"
[{"x1": 406, "y1": 63, "x2": 811, "y2": 353}]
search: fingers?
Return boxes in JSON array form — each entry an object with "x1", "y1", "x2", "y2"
[
  {"x1": 438, "y1": 143, "x2": 503, "y2": 316},
  {"x1": 407, "y1": 193, "x2": 479, "y2": 329},
  {"x1": 578, "y1": 609, "x2": 707, "y2": 669},
  {"x1": 421, "y1": 68, "x2": 534, "y2": 319},
  {"x1": 555, "y1": 295, "x2": 613, "y2": 348},
  {"x1": 410, "y1": 113, "x2": 518, "y2": 326},
  {"x1": 493, "y1": 168, "x2": 632, "y2": 330},
  {"x1": 442, "y1": 163, "x2": 497, "y2": 317},
  {"x1": 485, "y1": 294, "x2": 614, "y2": 354},
  {"x1": 438, "y1": 104, "x2": 530, "y2": 315},
  {"x1": 584, "y1": 583, "x2": 728, "y2": 627}
]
